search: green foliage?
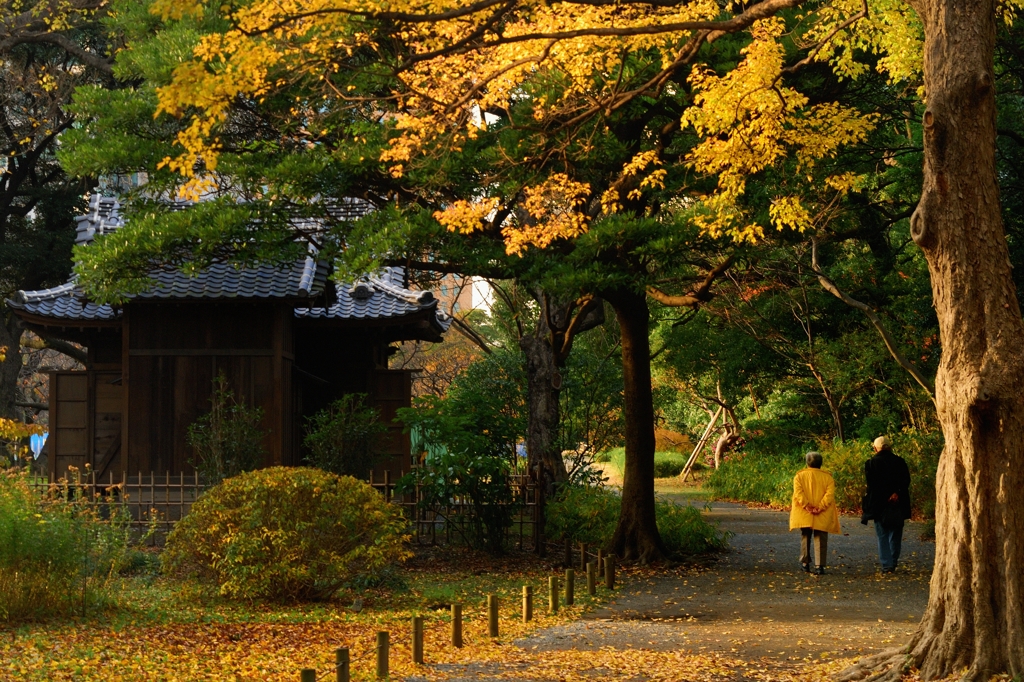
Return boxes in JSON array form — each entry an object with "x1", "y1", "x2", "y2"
[
  {"x1": 656, "y1": 500, "x2": 731, "y2": 556},
  {"x1": 186, "y1": 373, "x2": 267, "y2": 485},
  {"x1": 546, "y1": 484, "x2": 620, "y2": 547},
  {"x1": 0, "y1": 468, "x2": 135, "y2": 622},
  {"x1": 707, "y1": 429, "x2": 941, "y2": 519},
  {"x1": 547, "y1": 484, "x2": 728, "y2": 557},
  {"x1": 163, "y1": 467, "x2": 409, "y2": 602},
  {"x1": 398, "y1": 347, "x2": 525, "y2": 554},
  {"x1": 303, "y1": 394, "x2": 386, "y2": 478}
]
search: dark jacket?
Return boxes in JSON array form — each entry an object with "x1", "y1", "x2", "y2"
[{"x1": 861, "y1": 449, "x2": 912, "y2": 525}]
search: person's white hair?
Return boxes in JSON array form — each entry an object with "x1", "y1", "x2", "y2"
[{"x1": 873, "y1": 435, "x2": 891, "y2": 451}]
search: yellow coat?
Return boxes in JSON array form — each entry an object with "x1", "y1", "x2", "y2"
[{"x1": 789, "y1": 467, "x2": 841, "y2": 534}]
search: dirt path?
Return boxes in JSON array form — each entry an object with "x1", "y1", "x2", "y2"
[{"x1": 523, "y1": 500, "x2": 932, "y2": 661}]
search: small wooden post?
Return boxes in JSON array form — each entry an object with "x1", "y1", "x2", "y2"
[
  {"x1": 565, "y1": 568, "x2": 575, "y2": 606},
  {"x1": 412, "y1": 616, "x2": 424, "y2": 664},
  {"x1": 376, "y1": 631, "x2": 389, "y2": 679},
  {"x1": 301, "y1": 669, "x2": 316, "y2": 682},
  {"x1": 587, "y1": 561, "x2": 597, "y2": 596},
  {"x1": 451, "y1": 603, "x2": 463, "y2": 648},
  {"x1": 580, "y1": 543, "x2": 588, "y2": 571},
  {"x1": 604, "y1": 555, "x2": 615, "y2": 590},
  {"x1": 487, "y1": 595, "x2": 499, "y2": 638},
  {"x1": 522, "y1": 585, "x2": 533, "y2": 622},
  {"x1": 548, "y1": 576, "x2": 559, "y2": 614},
  {"x1": 336, "y1": 648, "x2": 350, "y2": 682},
  {"x1": 597, "y1": 549, "x2": 605, "y2": 578}
]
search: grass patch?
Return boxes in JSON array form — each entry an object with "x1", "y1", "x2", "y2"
[
  {"x1": 599, "y1": 447, "x2": 694, "y2": 478},
  {"x1": 0, "y1": 547, "x2": 617, "y2": 681}
]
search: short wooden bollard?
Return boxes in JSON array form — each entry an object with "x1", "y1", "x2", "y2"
[
  {"x1": 376, "y1": 631, "x2": 389, "y2": 679},
  {"x1": 580, "y1": 543, "x2": 589, "y2": 571},
  {"x1": 604, "y1": 555, "x2": 615, "y2": 590},
  {"x1": 412, "y1": 616, "x2": 424, "y2": 664},
  {"x1": 549, "y1": 576, "x2": 559, "y2": 614},
  {"x1": 336, "y1": 648, "x2": 350, "y2": 682},
  {"x1": 522, "y1": 585, "x2": 533, "y2": 622},
  {"x1": 597, "y1": 549, "x2": 605, "y2": 578},
  {"x1": 301, "y1": 669, "x2": 316, "y2": 682},
  {"x1": 488, "y1": 595, "x2": 499, "y2": 638},
  {"x1": 587, "y1": 561, "x2": 597, "y2": 596},
  {"x1": 565, "y1": 568, "x2": 575, "y2": 606},
  {"x1": 451, "y1": 603, "x2": 463, "y2": 648}
]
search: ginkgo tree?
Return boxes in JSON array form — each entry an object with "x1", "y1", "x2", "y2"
[{"x1": 62, "y1": 0, "x2": 1024, "y2": 678}]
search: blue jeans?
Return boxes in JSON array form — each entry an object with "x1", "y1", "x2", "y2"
[{"x1": 874, "y1": 519, "x2": 904, "y2": 570}]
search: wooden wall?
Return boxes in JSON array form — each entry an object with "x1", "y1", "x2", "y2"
[
  {"x1": 49, "y1": 370, "x2": 122, "y2": 480},
  {"x1": 123, "y1": 302, "x2": 293, "y2": 474}
]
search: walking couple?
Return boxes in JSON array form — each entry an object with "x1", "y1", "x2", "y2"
[{"x1": 789, "y1": 436, "x2": 912, "y2": 575}]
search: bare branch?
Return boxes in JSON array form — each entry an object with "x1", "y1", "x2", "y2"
[{"x1": 810, "y1": 237, "x2": 936, "y2": 403}]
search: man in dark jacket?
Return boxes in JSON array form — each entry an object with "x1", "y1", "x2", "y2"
[{"x1": 861, "y1": 435, "x2": 912, "y2": 573}]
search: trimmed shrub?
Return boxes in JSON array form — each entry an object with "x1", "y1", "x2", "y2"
[
  {"x1": 0, "y1": 468, "x2": 134, "y2": 622},
  {"x1": 163, "y1": 467, "x2": 409, "y2": 601}
]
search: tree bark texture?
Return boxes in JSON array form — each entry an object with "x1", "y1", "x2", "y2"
[
  {"x1": 848, "y1": 1, "x2": 1024, "y2": 678},
  {"x1": 0, "y1": 314, "x2": 23, "y2": 421},
  {"x1": 604, "y1": 288, "x2": 665, "y2": 562},
  {"x1": 520, "y1": 332, "x2": 568, "y2": 483}
]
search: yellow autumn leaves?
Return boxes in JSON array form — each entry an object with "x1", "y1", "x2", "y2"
[{"x1": 147, "y1": 0, "x2": 925, "y2": 250}]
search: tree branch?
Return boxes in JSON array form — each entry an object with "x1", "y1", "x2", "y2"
[
  {"x1": 810, "y1": 238, "x2": 936, "y2": 403},
  {"x1": 450, "y1": 315, "x2": 493, "y2": 354},
  {"x1": 647, "y1": 256, "x2": 735, "y2": 308}
]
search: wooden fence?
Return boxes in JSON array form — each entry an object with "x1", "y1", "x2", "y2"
[{"x1": 26, "y1": 468, "x2": 545, "y2": 551}]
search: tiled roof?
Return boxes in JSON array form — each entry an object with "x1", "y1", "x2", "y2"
[
  {"x1": 9, "y1": 196, "x2": 449, "y2": 333},
  {"x1": 296, "y1": 267, "x2": 452, "y2": 331}
]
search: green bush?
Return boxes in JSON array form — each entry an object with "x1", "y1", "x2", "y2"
[
  {"x1": 163, "y1": 467, "x2": 409, "y2": 602},
  {"x1": 0, "y1": 468, "x2": 135, "y2": 622},
  {"x1": 706, "y1": 429, "x2": 941, "y2": 519},
  {"x1": 187, "y1": 373, "x2": 267, "y2": 485},
  {"x1": 547, "y1": 484, "x2": 729, "y2": 557},
  {"x1": 546, "y1": 484, "x2": 620, "y2": 547},
  {"x1": 303, "y1": 394, "x2": 387, "y2": 478},
  {"x1": 656, "y1": 500, "x2": 731, "y2": 556}
]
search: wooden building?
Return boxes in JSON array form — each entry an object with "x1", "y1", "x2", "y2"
[{"x1": 8, "y1": 196, "x2": 450, "y2": 481}]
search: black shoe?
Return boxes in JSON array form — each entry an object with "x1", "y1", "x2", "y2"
[
  {"x1": 801, "y1": 562, "x2": 811, "y2": 573},
  {"x1": 815, "y1": 567, "x2": 826, "y2": 575},
  {"x1": 881, "y1": 567, "x2": 895, "y2": 574}
]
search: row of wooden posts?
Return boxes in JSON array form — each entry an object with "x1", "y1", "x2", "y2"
[{"x1": 299, "y1": 556, "x2": 616, "y2": 681}]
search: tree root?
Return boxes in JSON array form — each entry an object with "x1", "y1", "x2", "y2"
[{"x1": 835, "y1": 647, "x2": 913, "y2": 682}]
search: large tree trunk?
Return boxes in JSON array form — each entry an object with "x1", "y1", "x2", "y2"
[
  {"x1": 844, "y1": 1, "x2": 1024, "y2": 679},
  {"x1": 520, "y1": 333, "x2": 568, "y2": 483},
  {"x1": 604, "y1": 288, "x2": 665, "y2": 562},
  {"x1": 0, "y1": 314, "x2": 23, "y2": 421}
]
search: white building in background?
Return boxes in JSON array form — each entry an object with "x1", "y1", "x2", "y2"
[{"x1": 435, "y1": 275, "x2": 493, "y2": 316}]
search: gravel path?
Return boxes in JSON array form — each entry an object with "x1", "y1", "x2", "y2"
[
  {"x1": 520, "y1": 499, "x2": 933, "y2": 662},
  {"x1": 424, "y1": 498, "x2": 933, "y2": 680}
]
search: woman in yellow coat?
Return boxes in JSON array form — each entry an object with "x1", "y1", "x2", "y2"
[{"x1": 789, "y1": 451, "x2": 841, "y2": 575}]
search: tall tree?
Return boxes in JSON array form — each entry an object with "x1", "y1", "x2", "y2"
[
  {"x1": 58, "y1": 3, "x2": 1024, "y2": 671},
  {"x1": 0, "y1": 1, "x2": 115, "y2": 420}
]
